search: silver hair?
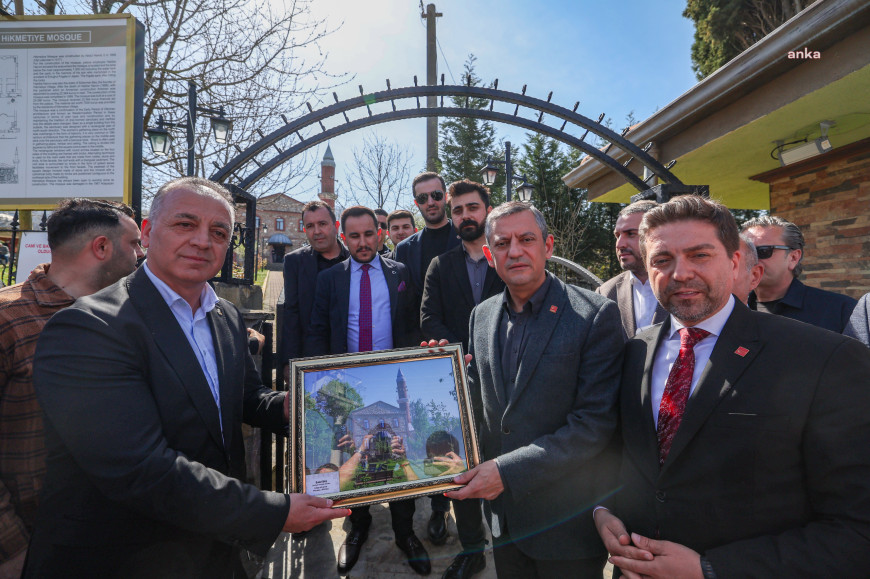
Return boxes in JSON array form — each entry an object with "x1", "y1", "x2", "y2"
[
  {"x1": 617, "y1": 199, "x2": 657, "y2": 220},
  {"x1": 739, "y1": 233, "x2": 758, "y2": 271},
  {"x1": 150, "y1": 177, "x2": 235, "y2": 223},
  {"x1": 484, "y1": 201, "x2": 548, "y2": 245},
  {"x1": 741, "y1": 215, "x2": 803, "y2": 277}
]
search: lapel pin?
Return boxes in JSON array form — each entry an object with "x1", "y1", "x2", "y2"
[
  {"x1": 549, "y1": 305, "x2": 558, "y2": 313},
  {"x1": 735, "y1": 346, "x2": 749, "y2": 357}
]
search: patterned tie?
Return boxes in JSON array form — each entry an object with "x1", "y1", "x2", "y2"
[
  {"x1": 656, "y1": 327, "x2": 710, "y2": 465},
  {"x1": 358, "y1": 264, "x2": 373, "y2": 352}
]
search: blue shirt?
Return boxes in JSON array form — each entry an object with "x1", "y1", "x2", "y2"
[
  {"x1": 143, "y1": 261, "x2": 223, "y2": 434},
  {"x1": 347, "y1": 257, "x2": 392, "y2": 352}
]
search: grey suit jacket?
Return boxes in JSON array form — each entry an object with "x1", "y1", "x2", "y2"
[
  {"x1": 615, "y1": 300, "x2": 870, "y2": 577},
  {"x1": 27, "y1": 267, "x2": 289, "y2": 578},
  {"x1": 844, "y1": 292, "x2": 870, "y2": 347},
  {"x1": 466, "y1": 275, "x2": 624, "y2": 559},
  {"x1": 596, "y1": 270, "x2": 667, "y2": 340}
]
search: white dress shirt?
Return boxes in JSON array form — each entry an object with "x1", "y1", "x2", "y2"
[
  {"x1": 143, "y1": 261, "x2": 223, "y2": 433},
  {"x1": 650, "y1": 295, "x2": 735, "y2": 426},
  {"x1": 631, "y1": 272, "x2": 660, "y2": 332},
  {"x1": 347, "y1": 257, "x2": 393, "y2": 353}
]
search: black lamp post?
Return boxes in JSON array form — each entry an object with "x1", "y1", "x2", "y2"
[
  {"x1": 145, "y1": 80, "x2": 232, "y2": 176},
  {"x1": 480, "y1": 141, "x2": 535, "y2": 203}
]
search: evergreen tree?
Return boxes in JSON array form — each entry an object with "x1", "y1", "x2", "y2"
[
  {"x1": 515, "y1": 134, "x2": 619, "y2": 280},
  {"x1": 684, "y1": 0, "x2": 807, "y2": 80},
  {"x1": 438, "y1": 55, "x2": 500, "y2": 197}
]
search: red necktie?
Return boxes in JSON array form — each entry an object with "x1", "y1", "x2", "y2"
[
  {"x1": 657, "y1": 327, "x2": 710, "y2": 465},
  {"x1": 358, "y1": 264, "x2": 373, "y2": 352}
]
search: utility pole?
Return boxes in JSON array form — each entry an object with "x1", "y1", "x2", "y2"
[{"x1": 422, "y1": 3, "x2": 442, "y2": 172}]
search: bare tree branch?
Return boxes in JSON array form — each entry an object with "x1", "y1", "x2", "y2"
[{"x1": 345, "y1": 133, "x2": 413, "y2": 211}]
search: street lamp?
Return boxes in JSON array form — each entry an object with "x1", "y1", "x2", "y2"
[
  {"x1": 145, "y1": 80, "x2": 233, "y2": 176},
  {"x1": 480, "y1": 140, "x2": 534, "y2": 203}
]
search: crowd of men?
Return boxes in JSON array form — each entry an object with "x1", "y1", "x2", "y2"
[{"x1": 1, "y1": 172, "x2": 870, "y2": 579}]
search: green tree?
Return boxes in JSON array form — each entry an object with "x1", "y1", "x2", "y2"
[
  {"x1": 315, "y1": 379, "x2": 363, "y2": 426},
  {"x1": 514, "y1": 134, "x2": 619, "y2": 280},
  {"x1": 438, "y1": 55, "x2": 500, "y2": 198},
  {"x1": 684, "y1": 0, "x2": 807, "y2": 80}
]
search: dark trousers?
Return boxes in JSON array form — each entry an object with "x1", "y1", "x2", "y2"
[
  {"x1": 431, "y1": 494, "x2": 487, "y2": 552},
  {"x1": 349, "y1": 498, "x2": 416, "y2": 539},
  {"x1": 492, "y1": 529, "x2": 606, "y2": 579}
]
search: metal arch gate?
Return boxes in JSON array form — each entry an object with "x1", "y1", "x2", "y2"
[{"x1": 214, "y1": 81, "x2": 708, "y2": 283}]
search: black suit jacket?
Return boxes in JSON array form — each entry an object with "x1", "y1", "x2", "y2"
[
  {"x1": 281, "y1": 244, "x2": 349, "y2": 365},
  {"x1": 27, "y1": 268, "x2": 289, "y2": 579},
  {"x1": 393, "y1": 220, "x2": 461, "y2": 295},
  {"x1": 305, "y1": 256, "x2": 415, "y2": 356},
  {"x1": 748, "y1": 277, "x2": 857, "y2": 333},
  {"x1": 420, "y1": 244, "x2": 504, "y2": 351},
  {"x1": 614, "y1": 300, "x2": 870, "y2": 577}
]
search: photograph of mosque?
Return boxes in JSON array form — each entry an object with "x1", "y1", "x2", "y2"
[{"x1": 293, "y1": 349, "x2": 476, "y2": 501}]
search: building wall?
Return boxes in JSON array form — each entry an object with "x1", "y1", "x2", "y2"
[
  {"x1": 764, "y1": 147, "x2": 870, "y2": 299},
  {"x1": 237, "y1": 193, "x2": 307, "y2": 262}
]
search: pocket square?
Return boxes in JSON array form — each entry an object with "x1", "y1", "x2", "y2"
[{"x1": 398, "y1": 281, "x2": 406, "y2": 292}]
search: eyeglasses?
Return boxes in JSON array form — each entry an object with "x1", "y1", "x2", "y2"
[
  {"x1": 414, "y1": 190, "x2": 444, "y2": 204},
  {"x1": 755, "y1": 245, "x2": 792, "y2": 259}
]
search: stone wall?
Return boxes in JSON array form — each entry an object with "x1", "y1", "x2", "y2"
[{"x1": 755, "y1": 139, "x2": 870, "y2": 298}]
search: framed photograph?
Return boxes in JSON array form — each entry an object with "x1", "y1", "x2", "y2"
[{"x1": 288, "y1": 344, "x2": 480, "y2": 508}]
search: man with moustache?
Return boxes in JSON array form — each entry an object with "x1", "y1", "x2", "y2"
[
  {"x1": 0, "y1": 199, "x2": 143, "y2": 578},
  {"x1": 420, "y1": 180, "x2": 505, "y2": 579},
  {"x1": 281, "y1": 200, "x2": 349, "y2": 373},
  {"x1": 27, "y1": 178, "x2": 347, "y2": 578},
  {"x1": 594, "y1": 195, "x2": 870, "y2": 578},
  {"x1": 393, "y1": 171, "x2": 461, "y2": 542},
  {"x1": 597, "y1": 201, "x2": 667, "y2": 340},
  {"x1": 446, "y1": 202, "x2": 624, "y2": 578},
  {"x1": 305, "y1": 206, "x2": 428, "y2": 576},
  {"x1": 742, "y1": 215, "x2": 856, "y2": 333}
]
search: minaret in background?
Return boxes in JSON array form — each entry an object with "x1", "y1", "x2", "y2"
[
  {"x1": 319, "y1": 144, "x2": 337, "y2": 210},
  {"x1": 396, "y1": 367, "x2": 413, "y2": 432}
]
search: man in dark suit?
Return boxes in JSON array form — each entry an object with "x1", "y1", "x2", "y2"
[
  {"x1": 394, "y1": 171, "x2": 461, "y2": 542},
  {"x1": 394, "y1": 171, "x2": 461, "y2": 297},
  {"x1": 742, "y1": 215, "x2": 857, "y2": 332},
  {"x1": 26, "y1": 178, "x2": 347, "y2": 578},
  {"x1": 306, "y1": 206, "x2": 430, "y2": 576},
  {"x1": 446, "y1": 202, "x2": 624, "y2": 578},
  {"x1": 595, "y1": 195, "x2": 870, "y2": 578},
  {"x1": 421, "y1": 180, "x2": 504, "y2": 579},
  {"x1": 281, "y1": 200, "x2": 348, "y2": 374},
  {"x1": 596, "y1": 200, "x2": 667, "y2": 339}
]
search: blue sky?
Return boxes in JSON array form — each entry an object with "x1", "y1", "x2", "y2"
[
  {"x1": 288, "y1": 0, "x2": 698, "y2": 206},
  {"x1": 305, "y1": 356, "x2": 459, "y2": 416}
]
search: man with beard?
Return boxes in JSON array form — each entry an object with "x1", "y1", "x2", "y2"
[
  {"x1": 393, "y1": 171, "x2": 461, "y2": 544},
  {"x1": 305, "y1": 206, "x2": 428, "y2": 576},
  {"x1": 0, "y1": 199, "x2": 143, "y2": 578},
  {"x1": 594, "y1": 195, "x2": 870, "y2": 578},
  {"x1": 597, "y1": 201, "x2": 667, "y2": 340},
  {"x1": 420, "y1": 180, "x2": 505, "y2": 579},
  {"x1": 374, "y1": 208, "x2": 392, "y2": 256}
]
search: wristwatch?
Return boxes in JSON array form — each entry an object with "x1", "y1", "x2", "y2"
[{"x1": 700, "y1": 556, "x2": 717, "y2": 579}]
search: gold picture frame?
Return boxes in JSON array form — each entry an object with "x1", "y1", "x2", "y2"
[{"x1": 288, "y1": 344, "x2": 480, "y2": 508}]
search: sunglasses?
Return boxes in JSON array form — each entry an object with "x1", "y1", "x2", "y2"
[
  {"x1": 378, "y1": 222, "x2": 387, "y2": 230},
  {"x1": 414, "y1": 190, "x2": 444, "y2": 204},
  {"x1": 755, "y1": 245, "x2": 792, "y2": 259}
]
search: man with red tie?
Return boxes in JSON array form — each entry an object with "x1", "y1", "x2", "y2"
[
  {"x1": 594, "y1": 195, "x2": 870, "y2": 578},
  {"x1": 306, "y1": 206, "x2": 429, "y2": 576}
]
